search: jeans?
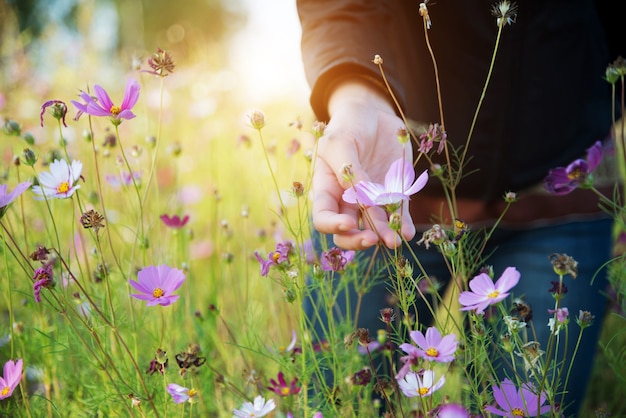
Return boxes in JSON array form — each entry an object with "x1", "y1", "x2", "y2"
[{"x1": 307, "y1": 217, "x2": 612, "y2": 415}]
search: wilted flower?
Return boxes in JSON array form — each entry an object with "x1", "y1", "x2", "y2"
[
  {"x1": 491, "y1": 1, "x2": 518, "y2": 27},
  {"x1": 548, "y1": 307, "x2": 569, "y2": 335},
  {"x1": 129, "y1": 264, "x2": 185, "y2": 306},
  {"x1": 80, "y1": 209, "x2": 105, "y2": 233},
  {"x1": 417, "y1": 224, "x2": 447, "y2": 249},
  {"x1": 418, "y1": 123, "x2": 446, "y2": 154},
  {"x1": 0, "y1": 358, "x2": 23, "y2": 400},
  {"x1": 549, "y1": 253, "x2": 578, "y2": 278},
  {"x1": 544, "y1": 141, "x2": 603, "y2": 195},
  {"x1": 351, "y1": 368, "x2": 373, "y2": 386},
  {"x1": 319, "y1": 247, "x2": 355, "y2": 272},
  {"x1": 397, "y1": 369, "x2": 445, "y2": 398},
  {"x1": 267, "y1": 371, "x2": 301, "y2": 397},
  {"x1": 458, "y1": 267, "x2": 520, "y2": 314},
  {"x1": 32, "y1": 159, "x2": 83, "y2": 200},
  {"x1": 40, "y1": 100, "x2": 68, "y2": 127},
  {"x1": 143, "y1": 48, "x2": 175, "y2": 77},
  {"x1": 0, "y1": 181, "x2": 31, "y2": 219},
  {"x1": 160, "y1": 214, "x2": 190, "y2": 229},
  {"x1": 485, "y1": 378, "x2": 550, "y2": 417},
  {"x1": 548, "y1": 280, "x2": 568, "y2": 296},
  {"x1": 233, "y1": 395, "x2": 276, "y2": 418},
  {"x1": 72, "y1": 79, "x2": 140, "y2": 126},
  {"x1": 167, "y1": 383, "x2": 197, "y2": 404},
  {"x1": 342, "y1": 158, "x2": 428, "y2": 213},
  {"x1": 32, "y1": 264, "x2": 54, "y2": 303},
  {"x1": 576, "y1": 310, "x2": 595, "y2": 328}
]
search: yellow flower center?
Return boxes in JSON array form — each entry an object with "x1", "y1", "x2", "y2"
[
  {"x1": 281, "y1": 387, "x2": 291, "y2": 396},
  {"x1": 272, "y1": 252, "x2": 281, "y2": 263},
  {"x1": 1, "y1": 386, "x2": 8, "y2": 396},
  {"x1": 425, "y1": 347, "x2": 439, "y2": 357},
  {"x1": 418, "y1": 387, "x2": 429, "y2": 396},
  {"x1": 487, "y1": 290, "x2": 499, "y2": 298},
  {"x1": 153, "y1": 287, "x2": 164, "y2": 298},
  {"x1": 110, "y1": 105, "x2": 121, "y2": 116},
  {"x1": 511, "y1": 408, "x2": 525, "y2": 417},
  {"x1": 567, "y1": 168, "x2": 583, "y2": 180},
  {"x1": 56, "y1": 181, "x2": 70, "y2": 194},
  {"x1": 188, "y1": 388, "x2": 197, "y2": 397}
]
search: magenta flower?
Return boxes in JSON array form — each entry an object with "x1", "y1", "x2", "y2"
[
  {"x1": 32, "y1": 159, "x2": 83, "y2": 200},
  {"x1": 342, "y1": 158, "x2": 428, "y2": 211},
  {"x1": 233, "y1": 396, "x2": 276, "y2": 418},
  {"x1": 548, "y1": 307, "x2": 569, "y2": 335},
  {"x1": 32, "y1": 264, "x2": 54, "y2": 303},
  {"x1": 160, "y1": 214, "x2": 190, "y2": 229},
  {"x1": 320, "y1": 247, "x2": 355, "y2": 272},
  {"x1": 397, "y1": 369, "x2": 445, "y2": 398},
  {"x1": 485, "y1": 378, "x2": 551, "y2": 417},
  {"x1": 458, "y1": 267, "x2": 520, "y2": 314},
  {"x1": 167, "y1": 383, "x2": 197, "y2": 403},
  {"x1": 254, "y1": 242, "x2": 293, "y2": 276},
  {"x1": 544, "y1": 141, "x2": 603, "y2": 195},
  {"x1": 40, "y1": 100, "x2": 68, "y2": 127},
  {"x1": 129, "y1": 264, "x2": 185, "y2": 306},
  {"x1": 435, "y1": 403, "x2": 470, "y2": 418},
  {"x1": 0, "y1": 358, "x2": 22, "y2": 400},
  {"x1": 72, "y1": 78, "x2": 140, "y2": 125},
  {"x1": 0, "y1": 181, "x2": 31, "y2": 218},
  {"x1": 267, "y1": 371, "x2": 301, "y2": 397}
]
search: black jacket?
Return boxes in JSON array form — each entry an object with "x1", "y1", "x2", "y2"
[{"x1": 297, "y1": 0, "x2": 623, "y2": 201}]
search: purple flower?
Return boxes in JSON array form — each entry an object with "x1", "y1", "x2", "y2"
[
  {"x1": 267, "y1": 371, "x2": 301, "y2": 397},
  {"x1": 129, "y1": 265, "x2": 185, "y2": 306},
  {"x1": 32, "y1": 264, "x2": 54, "y2": 303},
  {"x1": 233, "y1": 396, "x2": 276, "y2": 418},
  {"x1": 397, "y1": 369, "x2": 445, "y2": 398},
  {"x1": 0, "y1": 181, "x2": 31, "y2": 218},
  {"x1": 485, "y1": 378, "x2": 551, "y2": 417},
  {"x1": 40, "y1": 100, "x2": 68, "y2": 127},
  {"x1": 105, "y1": 171, "x2": 142, "y2": 188},
  {"x1": 320, "y1": 247, "x2": 355, "y2": 272},
  {"x1": 72, "y1": 79, "x2": 140, "y2": 125},
  {"x1": 458, "y1": 267, "x2": 520, "y2": 314},
  {"x1": 254, "y1": 242, "x2": 292, "y2": 276},
  {"x1": 342, "y1": 158, "x2": 428, "y2": 211},
  {"x1": 0, "y1": 358, "x2": 23, "y2": 400},
  {"x1": 160, "y1": 214, "x2": 189, "y2": 229},
  {"x1": 544, "y1": 141, "x2": 603, "y2": 195},
  {"x1": 435, "y1": 403, "x2": 470, "y2": 418},
  {"x1": 167, "y1": 383, "x2": 197, "y2": 404},
  {"x1": 32, "y1": 159, "x2": 82, "y2": 200},
  {"x1": 548, "y1": 307, "x2": 569, "y2": 335}
]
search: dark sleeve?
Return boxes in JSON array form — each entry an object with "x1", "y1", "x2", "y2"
[{"x1": 296, "y1": 0, "x2": 409, "y2": 121}]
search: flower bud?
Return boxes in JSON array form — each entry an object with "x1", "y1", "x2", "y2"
[
  {"x1": 20, "y1": 148, "x2": 38, "y2": 166},
  {"x1": 311, "y1": 121, "x2": 326, "y2": 139},
  {"x1": 22, "y1": 132, "x2": 35, "y2": 145},
  {"x1": 396, "y1": 127, "x2": 409, "y2": 144},
  {"x1": 249, "y1": 110, "x2": 265, "y2": 130},
  {"x1": 388, "y1": 212, "x2": 402, "y2": 231},
  {"x1": 3, "y1": 119, "x2": 21, "y2": 136}
]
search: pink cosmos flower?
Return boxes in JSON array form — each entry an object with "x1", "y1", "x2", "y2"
[
  {"x1": 0, "y1": 181, "x2": 31, "y2": 218},
  {"x1": 105, "y1": 171, "x2": 142, "y2": 188},
  {"x1": 254, "y1": 242, "x2": 293, "y2": 276},
  {"x1": 0, "y1": 358, "x2": 23, "y2": 400},
  {"x1": 167, "y1": 383, "x2": 197, "y2": 403},
  {"x1": 72, "y1": 79, "x2": 140, "y2": 125},
  {"x1": 544, "y1": 141, "x2": 603, "y2": 195},
  {"x1": 342, "y1": 158, "x2": 428, "y2": 211},
  {"x1": 129, "y1": 264, "x2": 185, "y2": 306},
  {"x1": 458, "y1": 267, "x2": 520, "y2": 314},
  {"x1": 435, "y1": 403, "x2": 470, "y2": 418},
  {"x1": 267, "y1": 371, "x2": 301, "y2": 397},
  {"x1": 485, "y1": 378, "x2": 551, "y2": 417},
  {"x1": 160, "y1": 214, "x2": 190, "y2": 229},
  {"x1": 233, "y1": 396, "x2": 276, "y2": 418},
  {"x1": 397, "y1": 369, "x2": 445, "y2": 398},
  {"x1": 320, "y1": 247, "x2": 355, "y2": 272},
  {"x1": 32, "y1": 159, "x2": 82, "y2": 200}
]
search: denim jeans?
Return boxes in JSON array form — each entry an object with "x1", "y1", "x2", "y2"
[{"x1": 307, "y1": 217, "x2": 612, "y2": 415}]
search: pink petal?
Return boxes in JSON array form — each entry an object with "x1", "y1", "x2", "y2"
[
  {"x1": 404, "y1": 169, "x2": 429, "y2": 196},
  {"x1": 495, "y1": 267, "x2": 520, "y2": 293},
  {"x1": 93, "y1": 85, "x2": 114, "y2": 113},
  {"x1": 468, "y1": 273, "x2": 495, "y2": 295},
  {"x1": 121, "y1": 79, "x2": 140, "y2": 111}
]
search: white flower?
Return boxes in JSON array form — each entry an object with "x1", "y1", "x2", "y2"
[
  {"x1": 504, "y1": 315, "x2": 527, "y2": 333},
  {"x1": 397, "y1": 369, "x2": 445, "y2": 398},
  {"x1": 232, "y1": 395, "x2": 276, "y2": 418},
  {"x1": 32, "y1": 159, "x2": 82, "y2": 199}
]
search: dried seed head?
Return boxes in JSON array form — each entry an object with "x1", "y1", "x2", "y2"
[
  {"x1": 145, "y1": 48, "x2": 175, "y2": 77},
  {"x1": 81, "y1": 209, "x2": 105, "y2": 233}
]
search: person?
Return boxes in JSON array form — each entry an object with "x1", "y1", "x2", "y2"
[{"x1": 297, "y1": 0, "x2": 624, "y2": 415}]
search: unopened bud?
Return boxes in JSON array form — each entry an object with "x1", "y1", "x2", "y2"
[
  {"x1": 292, "y1": 181, "x2": 304, "y2": 197},
  {"x1": 372, "y1": 55, "x2": 383, "y2": 65},
  {"x1": 341, "y1": 164, "x2": 354, "y2": 182},
  {"x1": 249, "y1": 110, "x2": 265, "y2": 130},
  {"x1": 3, "y1": 119, "x2": 21, "y2": 136},
  {"x1": 388, "y1": 212, "x2": 402, "y2": 231},
  {"x1": 503, "y1": 191, "x2": 517, "y2": 203},
  {"x1": 22, "y1": 132, "x2": 35, "y2": 145},
  {"x1": 312, "y1": 121, "x2": 327, "y2": 139},
  {"x1": 20, "y1": 148, "x2": 38, "y2": 166},
  {"x1": 396, "y1": 127, "x2": 409, "y2": 144}
]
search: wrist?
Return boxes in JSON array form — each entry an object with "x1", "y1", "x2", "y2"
[{"x1": 327, "y1": 77, "x2": 395, "y2": 117}]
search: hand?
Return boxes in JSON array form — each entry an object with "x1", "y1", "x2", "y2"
[{"x1": 312, "y1": 80, "x2": 415, "y2": 250}]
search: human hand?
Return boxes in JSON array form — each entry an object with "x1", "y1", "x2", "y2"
[{"x1": 312, "y1": 80, "x2": 415, "y2": 250}]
